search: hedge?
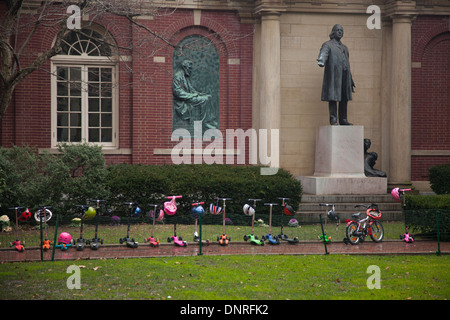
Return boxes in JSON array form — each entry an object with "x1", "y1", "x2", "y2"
[
  {"x1": 0, "y1": 144, "x2": 109, "y2": 218},
  {"x1": 429, "y1": 163, "x2": 450, "y2": 194},
  {"x1": 404, "y1": 194, "x2": 450, "y2": 240},
  {"x1": 106, "y1": 163, "x2": 302, "y2": 223},
  {"x1": 1, "y1": 144, "x2": 302, "y2": 226}
]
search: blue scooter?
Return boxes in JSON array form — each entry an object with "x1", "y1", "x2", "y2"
[
  {"x1": 262, "y1": 203, "x2": 280, "y2": 245},
  {"x1": 120, "y1": 202, "x2": 140, "y2": 248}
]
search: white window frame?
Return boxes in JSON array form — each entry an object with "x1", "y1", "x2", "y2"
[
  {"x1": 51, "y1": 56, "x2": 119, "y2": 149},
  {"x1": 50, "y1": 26, "x2": 119, "y2": 149}
]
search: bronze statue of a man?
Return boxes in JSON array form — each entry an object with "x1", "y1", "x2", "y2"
[
  {"x1": 173, "y1": 59, "x2": 211, "y2": 130},
  {"x1": 317, "y1": 24, "x2": 355, "y2": 125}
]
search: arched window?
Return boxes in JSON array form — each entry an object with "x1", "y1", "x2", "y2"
[{"x1": 51, "y1": 27, "x2": 118, "y2": 148}]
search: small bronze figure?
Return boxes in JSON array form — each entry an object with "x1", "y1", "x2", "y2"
[{"x1": 364, "y1": 139, "x2": 387, "y2": 177}]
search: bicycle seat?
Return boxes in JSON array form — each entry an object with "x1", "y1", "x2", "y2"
[{"x1": 351, "y1": 212, "x2": 362, "y2": 219}]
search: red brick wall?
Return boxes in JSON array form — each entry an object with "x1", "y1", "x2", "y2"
[
  {"x1": 411, "y1": 15, "x2": 450, "y2": 181},
  {"x1": 1, "y1": 8, "x2": 253, "y2": 167}
]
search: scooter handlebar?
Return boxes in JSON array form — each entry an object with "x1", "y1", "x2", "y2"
[
  {"x1": 167, "y1": 195, "x2": 182, "y2": 199},
  {"x1": 192, "y1": 202, "x2": 205, "y2": 206}
]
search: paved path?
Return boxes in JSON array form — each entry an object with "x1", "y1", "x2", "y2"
[{"x1": 0, "y1": 240, "x2": 448, "y2": 262}]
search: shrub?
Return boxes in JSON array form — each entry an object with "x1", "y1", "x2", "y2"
[
  {"x1": 106, "y1": 164, "x2": 302, "y2": 224},
  {"x1": 404, "y1": 194, "x2": 450, "y2": 241},
  {"x1": 429, "y1": 163, "x2": 450, "y2": 194},
  {"x1": 0, "y1": 143, "x2": 109, "y2": 217}
]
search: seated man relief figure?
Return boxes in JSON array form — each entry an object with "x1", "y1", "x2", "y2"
[{"x1": 364, "y1": 139, "x2": 386, "y2": 177}]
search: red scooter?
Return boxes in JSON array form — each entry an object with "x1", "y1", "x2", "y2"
[{"x1": 145, "y1": 204, "x2": 160, "y2": 247}]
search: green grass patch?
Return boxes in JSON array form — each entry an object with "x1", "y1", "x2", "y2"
[{"x1": 0, "y1": 255, "x2": 448, "y2": 300}]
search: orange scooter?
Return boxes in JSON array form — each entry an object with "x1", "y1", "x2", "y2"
[
  {"x1": 34, "y1": 206, "x2": 53, "y2": 251},
  {"x1": 216, "y1": 198, "x2": 232, "y2": 246}
]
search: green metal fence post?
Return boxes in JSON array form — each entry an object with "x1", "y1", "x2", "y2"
[
  {"x1": 39, "y1": 214, "x2": 43, "y2": 262},
  {"x1": 319, "y1": 214, "x2": 328, "y2": 255},
  {"x1": 51, "y1": 215, "x2": 58, "y2": 261},
  {"x1": 436, "y1": 210, "x2": 441, "y2": 256},
  {"x1": 198, "y1": 212, "x2": 203, "y2": 256}
]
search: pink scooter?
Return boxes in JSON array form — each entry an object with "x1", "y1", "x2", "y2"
[
  {"x1": 165, "y1": 195, "x2": 187, "y2": 247},
  {"x1": 392, "y1": 188, "x2": 414, "y2": 243}
]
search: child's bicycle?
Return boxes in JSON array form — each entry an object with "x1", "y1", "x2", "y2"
[{"x1": 344, "y1": 203, "x2": 384, "y2": 245}]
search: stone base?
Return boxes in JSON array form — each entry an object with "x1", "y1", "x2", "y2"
[
  {"x1": 314, "y1": 125, "x2": 364, "y2": 176},
  {"x1": 298, "y1": 176, "x2": 388, "y2": 195}
]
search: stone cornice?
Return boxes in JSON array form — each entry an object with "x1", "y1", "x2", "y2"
[
  {"x1": 19, "y1": 0, "x2": 450, "y2": 23},
  {"x1": 384, "y1": 0, "x2": 418, "y2": 19}
]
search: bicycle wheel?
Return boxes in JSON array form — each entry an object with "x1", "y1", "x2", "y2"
[
  {"x1": 346, "y1": 222, "x2": 360, "y2": 245},
  {"x1": 369, "y1": 220, "x2": 384, "y2": 242}
]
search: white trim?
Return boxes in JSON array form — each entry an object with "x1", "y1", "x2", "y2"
[{"x1": 50, "y1": 61, "x2": 119, "y2": 149}]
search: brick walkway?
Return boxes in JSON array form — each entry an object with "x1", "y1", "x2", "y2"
[{"x1": 0, "y1": 240, "x2": 448, "y2": 262}]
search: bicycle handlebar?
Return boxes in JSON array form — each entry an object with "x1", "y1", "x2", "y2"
[
  {"x1": 192, "y1": 201, "x2": 205, "y2": 206},
  {"x1": 354, "y1": 203, "x2": 378, "y2": 209}
]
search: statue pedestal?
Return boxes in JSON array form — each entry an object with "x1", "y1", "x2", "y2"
[{"x1": 298, "y1": 126, "x2": 387, "y2": 195}]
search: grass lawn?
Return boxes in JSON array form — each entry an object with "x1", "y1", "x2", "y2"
[
  {"x1": 1, "y1": 221, "x2": 448, "y2": 302},
  {"x1": 0, "y1": 254, "x2": 448, "y2": 300}
]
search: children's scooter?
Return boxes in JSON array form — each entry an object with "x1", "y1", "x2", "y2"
[
  {"x1": 120, "y1": 202, "x2": 141, "y2": 248},
  {"x1": 165, "y1": 196, "x2": 187, "y2": 247},
  {"x1": 243, "y1": 199, "x2": 264, "y2": 246},
  {"x1": 216, "y1": 198, "x2": 232, "y2": 246},
  {"x1": 262, "y1": 203, "x2": 280, "y2": 245},
  {"x1": 34, "y1": 206, "x2": 53, "y2": 251},
  {"x1": 392, "y1": 187, "x2": 414, "y2": 243},
  {"x1": 318, "y1": 203, "x2": 335, "y2": 243},
  {"x1": 277, "y1": 198, "x2": 299, "y2": 244},
  {"x1": 89, "y1": 199, "x2": 105, "y2": 250},
  {"x1": 400, "y1": 227, "x2": 414, "y2": 243},
  {"x1": 191, "y1": 201, "x2": 210, "y2": 246},
  {"x1": 74, "y1": 205, "x2": 90, "y2": 251},
  {"x1": 56, "y1": 232, "x2": 73, "y2": 251},
  {"x1": 145, "y1": 204, "x2": 160, "y2": 247},
  {"x1": 8, "y1": 206, "x2": 27, "y2": 252}
]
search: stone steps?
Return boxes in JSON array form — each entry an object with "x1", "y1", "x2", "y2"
[{"x1": 295, "y1": 194, "x2": 403, "y2": 223}]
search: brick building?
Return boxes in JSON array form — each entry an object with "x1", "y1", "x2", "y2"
[{"x1": 1, "y1": 0, "x2": 449, "y2": 192}]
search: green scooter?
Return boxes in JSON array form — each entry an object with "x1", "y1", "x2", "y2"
[{"x1": 243, "y1": 199, "x2": 264, "y2": 246}]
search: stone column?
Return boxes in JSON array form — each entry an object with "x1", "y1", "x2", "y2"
[
  {"x1": 258, "y1": 11, "x2": 281, "y2": 170},
  {"x1": 389, "y1": 14, "x2": 413, "y2": 186},
  {"x1": 259, "y1": 12, "x2": 280, "y2": 134}
]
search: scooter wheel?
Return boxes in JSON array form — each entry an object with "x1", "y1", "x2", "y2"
[
  {"x1": 167, "y1": 237, "x2": 172, "y2": 243},
  {"x1": 244, "y1": 235, "x2": 248, "y2": 241}
]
